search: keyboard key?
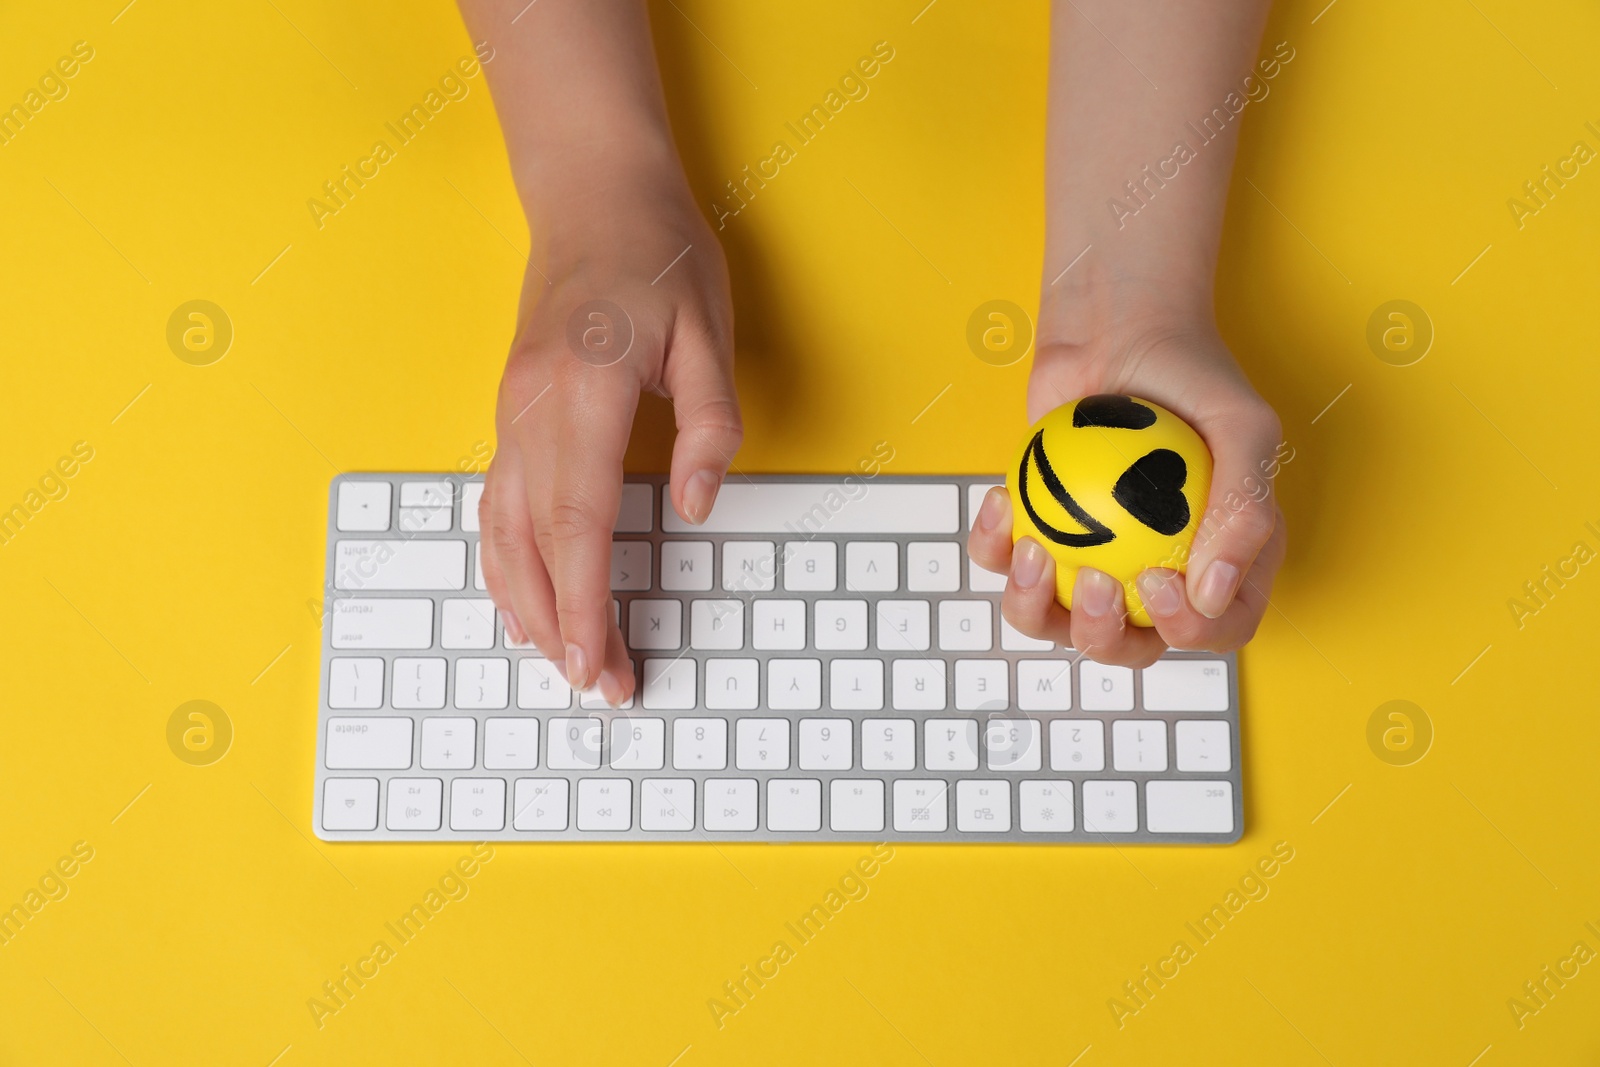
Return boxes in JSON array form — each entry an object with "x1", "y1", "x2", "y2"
[
  {"x1": 475, "y1": 543, "x2": 486, "y2": 591},
  {"x1": 937, "y1": 601, "x2": 991, "y2": 651},
  {"x1": 483, "y1": 718, "x2": 538, "y2": 770},
  {"x1": 461, "y1": 482, "x2": 483, "y2": 533},
  {"x1": 328, "y1": 658, "x2": 384, "y2": 709},
  {"x1": 814, "y1": 600, "x2": 868, "y2": 651},
  {"x1": 1049, "y1": 719, "x2": 1105, "y2": 771},
  {"x1": 326, "y1": 717, "x2": 412, "y2": 769},
  {"x1": 454, "y1": 658, "x2": 509, "y2": 709},
  {"x1": 1001, "y1": 617, "x2": 1053, "y2": 652},
  {"x1": 691, "y1": 600, "x2": 744, "y2": 650},
  {"x1": 673, "y1": 718, "x2": 728, "y2": 770},
  {"x1": 400, "y1": 480, "x2": 452, "y2": 507},
  {"x1": 577, "y1": 779, "x2": 631, "y2": 831},
  {"x1": 767, "y1": 779, "x2": 823, "y2": 831},
  {"x1": 768, "y1": 659, "x2": 822, "y2": 710},
  {"x1": 829, "y1": 659, "x2": 884, "y2": 710},
  {"x1": 722, "y1": 541, "x2": 776, "y2": 592},
  {"x1": 704, "y1": 779, "x2": 759, "y2": 831},
  {"x1": 517, "y1": 658, "x2": 572, "y2": 710},
  {"x1": 876, "y1": 600, "x2": 930, "y2": 652},
  {"x1": 389, "y1": 658, "x2": 446, "y2": 710},
  {"x1": 985, "y1": 718, "x2": 1042, "y2": 771},
  {"x1": 783, "y1": 541, "x2": 837, "y2": 591},
  {"x1": 798, "y1": 718, "x2": 853, "y2": 770},
  {"x1": 420, "y1": 717, "x2": 475, "y2": 769},
  {"x1": 337, "y1": 481, "x2": 391, "y2": 532},
  {"x1": 968, "y1": 558, "x2": 1007, "y2": 593},
  {"x1": 322, "y1": 778, "x2": 379, "y2": 831},
  {"x1": 660, "y1": 541, "x2": 713, "y2": 591},
  {"x1": 956, "y1": 780, "x2": 1010, "y2": 832},
  {"x1": 753, "y1": 600, "x2": 807, "y2": 650},
  {"x1": 704, "y1": 659, "x2": 759, "y2": 710},
  {"x1": 610, "y1": 717, "x2": 665, "y2": 770},
  {"x1": 1175, "y1": 720, "x2": 1231, "y2": 772},
  {"x1": 924, "y1": 718, "x2": 979, "y2": 771},
  {"x1": 907, "y1": 542, "x2": 961, "y2": 592},
  {"x1": 1146, "y1": 781, "x2": 1233, "y2": 834},
  {"x1": 1019, "y1": 781, "x2": 1074, "y2": 833},
  {"x1": 640, "y1": 779, "x2": 695, "y2": 831},
  {"x1": 333, "y1": 540, "x2": 466, "y2": 591},
  {"x1": 641, "y1": 659, "x2": 696, "y2": 710},
  {"x1": 736, "y1": 718, "x2": 791, "y2": 770},
  {"x1": 891, "y1": 659, "x2": 945, "y2": 711},
  {"x1": 547, "y1": 717, "x2": 603, "y2": 769},
  {"x1": 386, "y1": 778, "x2": 442, "y2": 831},
  {"x1": 450, "y1": 778, "x2": 505, "y2": 831},
  {"x1": 845, "y1": 542, "x2": 898, "y2": 591},
  {"x1": 1080, "y1": 661, "x2": 1134, "y2": 711},
  {"x1": 441, "y1": 598, "x2": 496, "y2": 649},
  {"x1": 954, "y1": 659, "x2": 1008, "y2": 711},
  {"x1": 1017, "y1": 660, "x2": 1072, "y2": 711},
  {"x1": 332, "y1": 598, "x2": 433, "y2": 650},
  {"x1": 860, "y1": 719, "x2": 915, "y2": 770},
  {"x1": 665, "y1": 482, "x2": 959, "y2": 534},
  {"x1": 512, "y1": 779, "x2": 569, "y2": 831},
  {"x1": 830, "y1": 779, "x2": 885, "y2": 832},
  {"x1": 628, "y1": 600, "x2": 682, "y2": 650},
  {"x1": 1142, "y1": 660, "x2": 1230, "y2": 711},
  {"x1": 1113, "y1": 720, "x2": 1169, "y2": 772},
  {"x1": 893, "y1": 780, "x2": 949, "y2": 832},
  {"x1": 398, "y1": 480, "x2": 452, "y2": 532},
  {"x1": 1082, "y1": 781, "x2": 1138, "y2": 833},
  {"x1": 610, "y1": 541, "x2": 651, "y2": 591},
  {"x1": 616, "y1": 483, "x2": 654, "y2": 533}
]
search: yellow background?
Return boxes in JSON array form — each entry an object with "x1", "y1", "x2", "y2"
[{"x1": 2, "y1": 0, "x2": 1598, "y2": 1063}]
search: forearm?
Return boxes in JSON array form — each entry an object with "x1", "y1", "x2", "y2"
[
  {"x1": 457, "y1": 0, "x2": 691, "y2": 247},
  {"x1": 1042, "y1": 0, "x2": 1273, "y2": 340}
]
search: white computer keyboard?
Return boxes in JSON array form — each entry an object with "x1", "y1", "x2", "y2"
[{"x1": 315, "y1": 474, "x2": 1242, "y2": 844}]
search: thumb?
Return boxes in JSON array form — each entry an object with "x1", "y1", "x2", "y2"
[{"x1": 662, "y1": 324, "x2": 743, "y2": 525}]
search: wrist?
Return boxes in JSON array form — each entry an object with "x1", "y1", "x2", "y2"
[
  {"x1": 1037, "y1": 254, "x2": 1215, "y2": 354},
  {"x1": 516, "y1": 134, "x2": 702, "y2": 260}
]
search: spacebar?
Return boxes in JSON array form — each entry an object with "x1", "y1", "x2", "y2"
[{"x1": 662, "y1": 482, "x2": 960, "y2": 534}]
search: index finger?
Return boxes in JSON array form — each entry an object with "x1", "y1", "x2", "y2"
[{"x1": 534, "y1": 363, "x2": 641, "y2": 700}]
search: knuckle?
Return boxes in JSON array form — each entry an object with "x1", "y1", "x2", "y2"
[
  {"x1": 679, "y1": 397, "x2": 744, "y2": 448},
  {"x1": 547, "y1": 495, "x2": 603, "y2": 542}
]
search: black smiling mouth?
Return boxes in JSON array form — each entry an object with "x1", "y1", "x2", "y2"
[{"x1": 1017, "y1": 430, "x2": 1115, "y2": 548}]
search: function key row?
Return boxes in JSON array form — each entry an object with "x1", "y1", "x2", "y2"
[
  {"x1": 323, "y1": 775, "x2": 1234, "y2": 835},
  {"x1": 325, "y1": 715, "x2": 1232, "y2": 775}
]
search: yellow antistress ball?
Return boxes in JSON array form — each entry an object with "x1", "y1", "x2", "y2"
[{"x1": 1007, "y1": 394, "x2": 1213, "y2": 627}]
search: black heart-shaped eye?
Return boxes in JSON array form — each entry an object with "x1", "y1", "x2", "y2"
[
  {"x1": 1073, "y1": 394, "x2": 1156, "y2": 430},
  {"x1": 1113, "y1": 449, "x2": 1189, "y2": 535}
]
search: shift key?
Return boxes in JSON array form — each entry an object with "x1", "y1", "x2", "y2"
[{"x1": 334, "y1": 540, "x2": 466, "y2": 590}]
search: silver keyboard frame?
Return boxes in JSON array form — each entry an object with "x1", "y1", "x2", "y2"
[{"x1": 315, "y1": 473, "x2": 1243, "y2": 845}]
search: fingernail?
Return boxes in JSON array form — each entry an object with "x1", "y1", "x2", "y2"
[
  {"x1": 684, "y1": 469, "x2": 721, "y2": 525},
  {"x1": 599, "y1": 668, "x2": 629, "y2": 707},
  {"x1": 1136, "y1": 571, "x2": 1183, "y2": 619},
  {"x1": 502, "y1": 611, "x2": 528, "y2": 647},
  {"x1": 1011, "y1": 539, "x2": 1047, "y2": 589},
  {"x1": 1075, "y1": 568, "x2": 1120, "y2": 619},
  {"x1": 565, "y1": 643, "x2": 590, "y2": 691},
  {"x1": 1193, "y1": 561, "x2": 1241, "y2": 620},
  {"x1": 976, "y1": 488, "x2": 1006, "y2": 532}
]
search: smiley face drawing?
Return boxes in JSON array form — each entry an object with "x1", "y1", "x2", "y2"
[{"x1": 1006, "y1": 394, "x2": 1213, "y2": 627}]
